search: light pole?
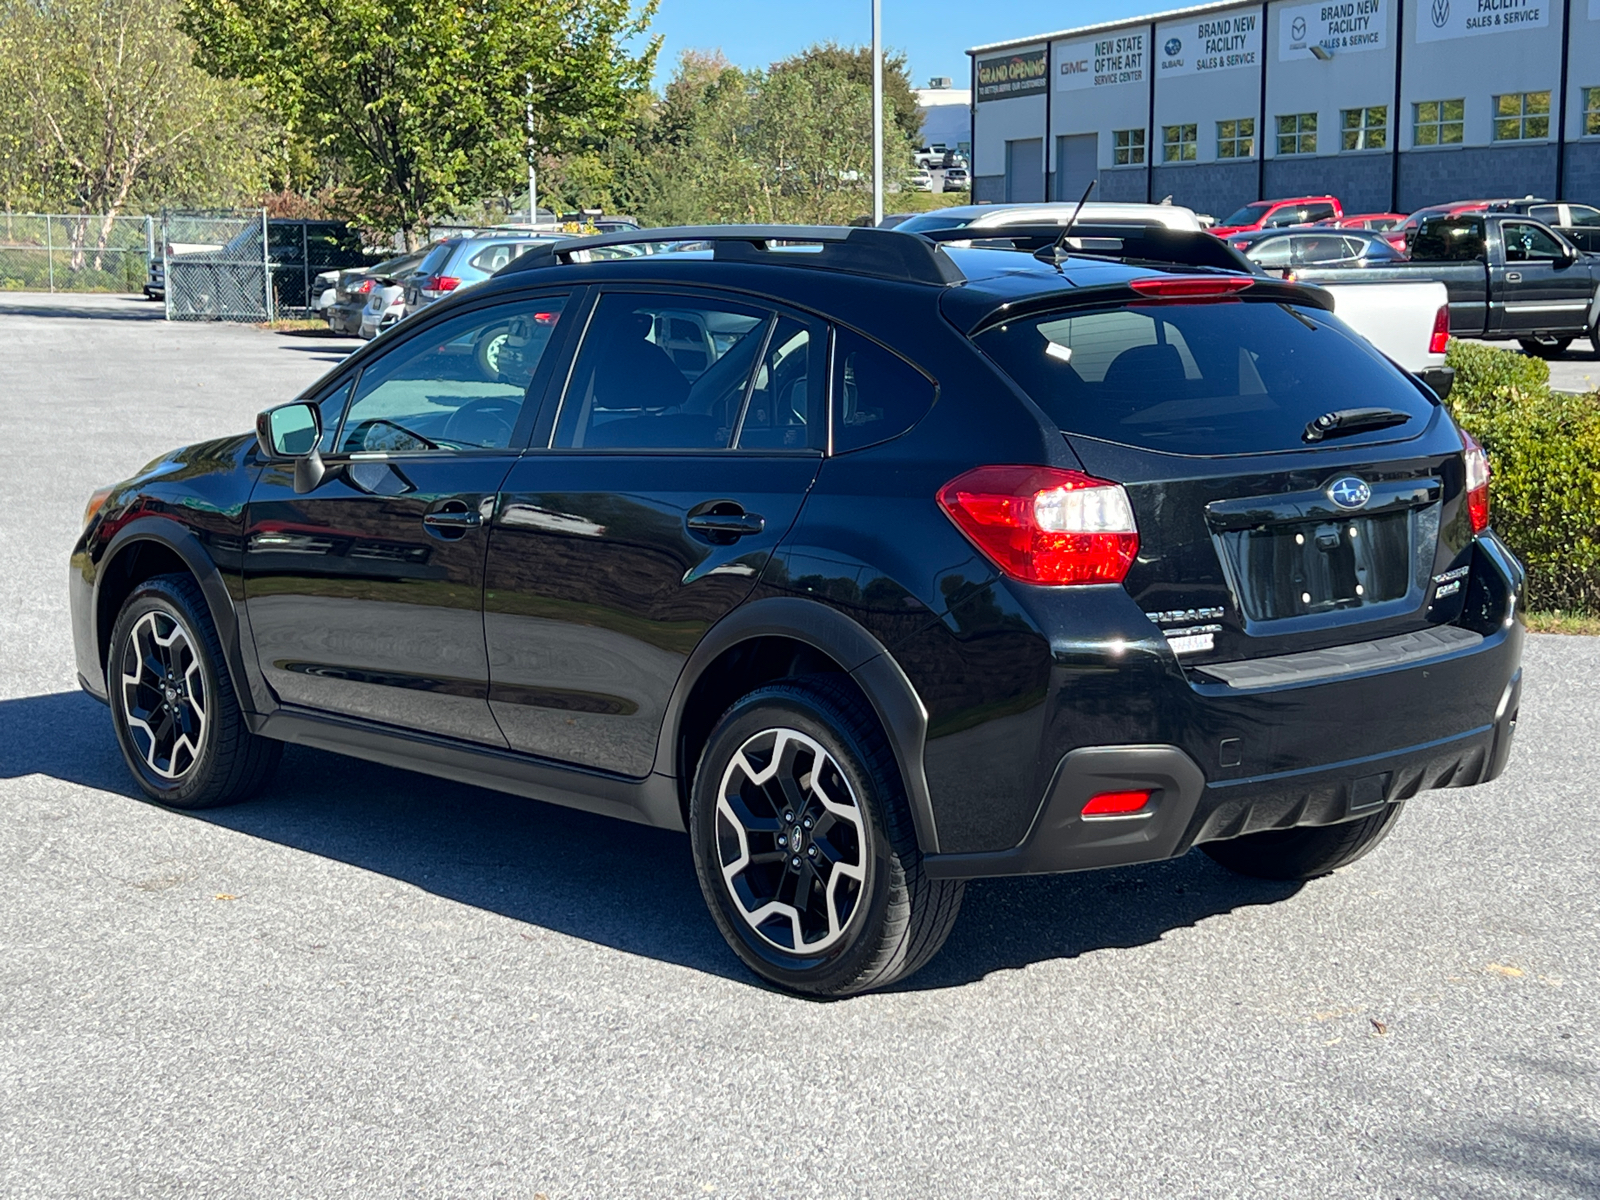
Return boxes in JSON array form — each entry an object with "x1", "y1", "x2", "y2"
[
  {"x1": 871, "y1": 0, "x2": 883, "y2": 227},
  {"x1": 525, "y1": 78, "x2": 539, "y2": 226}
]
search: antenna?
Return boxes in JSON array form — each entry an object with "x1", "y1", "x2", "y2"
[{"x1": 1048, "y1": 179, "x2": 1097, "y2": 270}]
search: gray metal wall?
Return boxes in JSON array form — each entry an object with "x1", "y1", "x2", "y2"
[{"x1": 969, "y1": 0, "x2": 1600, "y2": 218}]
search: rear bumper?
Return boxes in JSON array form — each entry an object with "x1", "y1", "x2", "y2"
[
  {"x1": 925, "y1": 665, "x2": 1519, "y2": 880},
  {"x1": 920, "y1": 534, "x2": 1524, "y2": 879}
]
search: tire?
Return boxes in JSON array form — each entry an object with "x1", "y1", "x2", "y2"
[
  {"x1": 689, "y1": 677, "x2": 964, "y2": 997},
  {"x1": 474, "y1": 323, "x2": 513, "y2": 380},
  {"x1": 1201, "y1": 803, "x2": 1406, "y2": 882},
  {"x1": 1517, "y1": 337, "x2": 1572, "y2": 359},
  {"x1": 107, "y1": 574, "x2": 280, "y2": 809}
]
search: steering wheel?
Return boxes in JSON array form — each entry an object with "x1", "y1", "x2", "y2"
[{"x1": 442, "y1": 396, "x2": 519, "y2": 448}]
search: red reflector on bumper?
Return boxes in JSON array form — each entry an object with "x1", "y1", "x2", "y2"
[{"x1": 1081, "y1": 789, "x2": 1153, "y2": 816}]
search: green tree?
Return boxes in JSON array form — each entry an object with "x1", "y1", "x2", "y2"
[
  {"x1": 183, "y1": 0, "x2": 658, "y2": 241},
  {"x1": 0, "y1": 0, "x2": 264, "y2": 235},
  {"x1": 771, "y1": 42, "x2": 921, "y2": 148}
]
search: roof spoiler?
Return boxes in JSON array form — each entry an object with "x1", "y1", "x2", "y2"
[
  {"x1": 496, "y1": 224, "x2": 966, "y2": 286},
  {"x1": 917, "y1": 222, "x2": 1260, "y2": 275}
]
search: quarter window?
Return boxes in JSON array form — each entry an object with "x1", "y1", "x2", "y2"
[
  {"x1": 1413, "y1": 99, "x2": 1465, "y2": 146},
  {"x1": 832, "y1": 330, "x2": 936, "y2": 454},
  {"x1": 1341, "y1": 106, "x2": 1387, "y2": 151},
  {"x1": 1493, "y1": 92, "x2": 1550, "y2": 141},
  {"x1": 555, "y1": 293, "x2": 771, "y2": 450},
  {"x1": 1112, "y1": 128, "x2": 1146, "y2": 165},
  {"x1": 1276, "y1": 112, "x2": 1317, "y2": 155},
  {"x1": 338, "y1": 298, "x2": 567, "y2": 453},
  {"x1": 1216, "y1": 118, "x2": 1255, "y2": 159},
  {"x1": 1162, "y1": 124, "x2": 1198, "y2": 162}
]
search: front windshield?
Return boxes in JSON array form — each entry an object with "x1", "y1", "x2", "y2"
[
  {"x1": 893, "y1": 212, "x2": 975, "y2": 234},
  {"x1": 1221, "y1": 202, "x2": 1273, "y2": 225}
]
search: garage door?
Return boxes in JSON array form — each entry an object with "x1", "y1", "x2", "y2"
[
  {"x1": 1005, "y1": 139, "x2": 1043, "y2": 203},
  {"x1": 1055, "y1": 134, "x2": 1098, "y2": 202}
]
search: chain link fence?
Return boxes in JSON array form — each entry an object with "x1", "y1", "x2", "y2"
[
  {"x1": 0, "y1": 213, "x2": 155, "y2": 294},
  {"x1": 162, "y1": 210, "x2": 273, "y2": 322}
]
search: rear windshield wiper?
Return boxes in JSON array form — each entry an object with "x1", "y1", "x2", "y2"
[{"x1": 1303, "y1": 407, "x2": 1413, "y2": 443}]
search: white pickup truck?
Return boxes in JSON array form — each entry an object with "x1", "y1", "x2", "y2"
[{"x1": 1311, "y1": 279, "x2": 1454, "y2": 398}]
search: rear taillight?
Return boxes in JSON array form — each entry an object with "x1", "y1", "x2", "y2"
[
  {"x1": 1129, "y1": 276, "x2": 1254, "y2": 300},
  {"x1": 1463, "y1": 430, "x2": 1490, "y2": 534},
  {"x1": 423, "y1": 275, "x2": 460, "y2": 294},
  {"x1": 937, "y1": 465, "x2": 1139, "y2": 585},
  {"x1": 1429, "y1": 304, "x2": 1450, "y2": 355},
  {"x1": 356, "y1": 278, "x2": 374, "y2": 295}
]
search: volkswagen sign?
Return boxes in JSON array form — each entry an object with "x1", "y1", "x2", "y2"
[{"x1": 1328, "y1": 477, "x2": 1373, "y2": 510}]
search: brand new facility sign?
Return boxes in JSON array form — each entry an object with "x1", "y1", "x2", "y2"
[
  {"x1": 1416, "y1": 0, "x2": 1548, "y2": 39},
  {"x1": 976, "y1": 49, "x2": 1048, "y2": 100},
  {"x1": 1279, "y1": 0, "x2": 1388, "y2": 59},
  {"x1": 1157, "y1": 10, "x2": 1263, "y2": 76},
  {"x1": 1055, "y1": 31, "x2": 1147, "y2": 91}
]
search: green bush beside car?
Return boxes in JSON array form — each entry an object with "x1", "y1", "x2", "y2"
[{"x1": 1445, "y1": 340, "x2": 1600, "y2": 614}]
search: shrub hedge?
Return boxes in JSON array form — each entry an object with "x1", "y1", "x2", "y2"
[{"x1": 1445, "y1": 340, "x2": 1600, "y2": 613}]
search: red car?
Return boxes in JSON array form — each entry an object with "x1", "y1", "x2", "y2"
[
  {"x1": 1210, "y1": 195, "x2": 1342, "y2": 237},
  {"x1": 1317, "y1": 212, "x2": 1408, "y2": 232},
  {"x1": 1381, "y1": 201, "x2": 1493, "y2": 252}
]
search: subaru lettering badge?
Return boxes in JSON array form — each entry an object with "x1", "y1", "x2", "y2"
[{"x1": 1328, "y1": 477, "x2": 1372, "y2": 510}]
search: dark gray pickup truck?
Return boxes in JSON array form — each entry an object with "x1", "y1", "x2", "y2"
[{"x1": 1293, "y1": 213, "x2": 1600, "y2": 358}]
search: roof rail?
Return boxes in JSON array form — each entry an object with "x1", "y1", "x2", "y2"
[
  {"x1": 917, "y1": 222, "x2": 1258, "y2": 275},
  {"x1": 496, "y1": 224, "x2": 965, "y2": 286}
]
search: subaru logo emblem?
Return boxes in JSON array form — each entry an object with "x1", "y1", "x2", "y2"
[
  {"x1": 1328, "y1": 477, "x2": 1372, "y2": 510},
  {"x1": 1165, "y1": 37, "x2": 1182, "y2": 55}
]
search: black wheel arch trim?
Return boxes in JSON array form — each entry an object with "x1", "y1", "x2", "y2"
[
  {"x1": 93, "y1": 517, "x2": 267, "y2": 718},
  {"x1": 652, "y1": 595, "x2": 942, "y2": 855}
]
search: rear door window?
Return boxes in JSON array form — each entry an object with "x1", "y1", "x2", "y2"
[
  {"x1": 554, "y1": 292, "x2": 771, "y2": 450},
  {"x1": 975, "y1": 300, "x2": 1435, "y2": 455},
  {"x1": 737, "y1": 316, "x2": 825, "y2": 450}
]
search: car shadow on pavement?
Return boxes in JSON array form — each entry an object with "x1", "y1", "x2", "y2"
[
  {"x1": 4, "y1": 689, "x2": 1302, "y2": 993},
  {"x1": 0, "y1": 301, "x2": 163, "y2": 321}
]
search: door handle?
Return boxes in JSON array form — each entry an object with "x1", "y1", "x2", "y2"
[
  {"x1": 686, "y1": 510, "x2": 765, "y2": 538},
  {"x1": 1506, "y1": 272, "x2": 1522, "y2": 282},
  {"x1": 423, "y1": 501, "x2": 483, "y2": 539}
]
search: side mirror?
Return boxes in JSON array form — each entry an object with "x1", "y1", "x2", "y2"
[{"x1": 255, "y1": 402, "x2": 327, "y2": 493}]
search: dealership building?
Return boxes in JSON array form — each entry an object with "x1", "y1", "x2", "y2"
[{"x1": 966, "y1": 0, "x2": 1600, "y2": 217}]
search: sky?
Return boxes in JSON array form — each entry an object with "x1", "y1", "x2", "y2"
[{"x1": 645, "y1": 0, "x2": 1156, "y2": 89}]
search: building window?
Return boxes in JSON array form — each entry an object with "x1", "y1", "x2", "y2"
[
  {"x1": 1216, "y1": 118, "x2": 1255, "y2": 159},
  {"x1": 1414, "y1": 99, "x2": 1465, "y2": 147},
  {"x1": 1493, "y1": 92, "x2": 1550, "y2": 141},
  {"x1": 1341, "y1": 106, "x2": 1387, "y2": 151},
  {"x1": 1162, "y1": 124, "x2": 1197, "y2": 162},
  {"x1": 1276, "y1": 112, "x2": 1317, "y2": 155},
  {"x1": 1585, "y1": 88, "x2": 1600, "y2": 137},
  {"x1": 1112, "y1": 128, "x2": 1146, "y2": 165}
]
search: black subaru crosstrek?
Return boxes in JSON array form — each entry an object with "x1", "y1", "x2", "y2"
[{"x1": 71, "y1": 224, "x2": 1524, "y2": 996}]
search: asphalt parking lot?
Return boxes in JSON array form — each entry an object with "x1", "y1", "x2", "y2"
[{"x1": 2, "y1": 292, "x2": 1597, "y2": 1198}]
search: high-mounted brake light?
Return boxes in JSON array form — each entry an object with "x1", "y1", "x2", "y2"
[
  {"x1": 1429, "y1": 304, "x2": 1451, "y2": 356},
  {"x1": 937, "y1": 465, "x2": 1139, "y2": 585},
  {"x1": 1128, "y1": 276, "x2": 1254, "y2": 299},
  {"x1": 1462, "y1": 429, "x2": 1491, "y2": 534}
]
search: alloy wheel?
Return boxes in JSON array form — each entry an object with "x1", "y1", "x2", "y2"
[
  {"x1": 715, "y1": 727, "x2": 869, "y2": 954},
  {"x1": 118, "y1": 610, "x2": 208, "y2": 780}
]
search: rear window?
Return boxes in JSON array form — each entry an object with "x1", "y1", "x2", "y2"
[
  {"x1": 975, "y1": 300, "x2": 1434, "y2": 455},
  {"x1": 1411, "y1": 217, "x2": 1485, "y2": 261}
]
